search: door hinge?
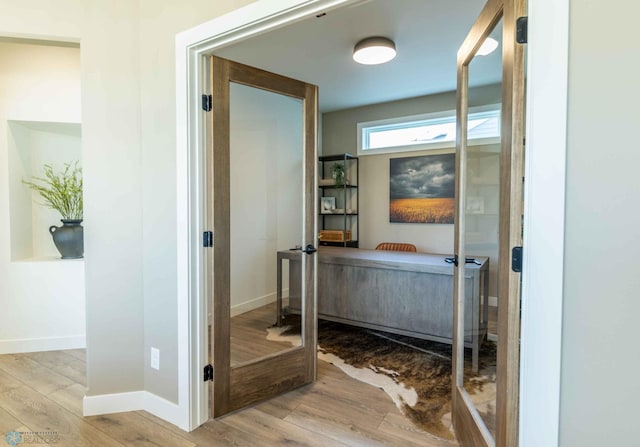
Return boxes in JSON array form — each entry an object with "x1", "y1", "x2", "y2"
[
  {"x1": 203, "y1": 231, "x2": 213, "y2": 248},
  {"x1": 202, "y1": 94, "x2": 212, "y2": 112},
  {"x1": 203, "y1": 364, "x2": 213, "y2": 382},
  {"x1": 516, "y1": 16, "x2": 528, "y2": 44},
  {"x1": 512, "y1": 246, "x2": 523, "y2": 272}
]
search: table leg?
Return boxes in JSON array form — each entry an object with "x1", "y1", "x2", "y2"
[
  {"x1": 483, "y1": 264, "x2": 490, "y2": 333},
  {"x1": 472, "y1": 282, "x2": 480, "y2": 373},
  {"x1": 276, "y1": 253, "x2": 283, "y2": 327},
  {"x1": 472, "y1": 337, "x2": 479, "y2": 373}
]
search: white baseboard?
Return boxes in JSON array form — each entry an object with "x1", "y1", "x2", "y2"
[
  {"x1": 0, "y1": 335, "x2": 86, "y2": 354},
  {"x1": 83, "y1": 391, "x2": 187, "y2": 430},
  {"x1": 230, "y1": 291, "x2": 279, "y2": 317},
  {"x1": 144, "y1": 392, "x2": 188, "y2": 430},
  {"x1": 83, "y1": 391, "x2": 145, "y2": 416}
]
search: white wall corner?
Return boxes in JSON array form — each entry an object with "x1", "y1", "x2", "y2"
[
  {"x1": 230, "y1": 292, "x2": 279, "y2": 318},
  {"x1": 83, "y1": 391, "x2": 188, "y2": 430},
  {"x1": 83, "y1": 391, "x2": 145, "y2": 416},
  {"x1": 143, "y1": 391, "x2": 189, "y2": 431}
]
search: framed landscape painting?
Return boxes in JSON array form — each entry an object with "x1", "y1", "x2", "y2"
[{"x1": 389, "y1": 154, "x2": 455, "y2": 224}]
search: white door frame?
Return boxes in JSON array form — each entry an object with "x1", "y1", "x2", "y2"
[{"x1": 175, "y1": 1, "x2": 569, "y2": 445}]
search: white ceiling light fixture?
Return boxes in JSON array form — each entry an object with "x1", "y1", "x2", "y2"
[
  {"x1": 477, "y1": 37, "x2": 499, "y2": 56},
  {"x1": 353, "y1": 36, "x2": 396, "y2": 65}
]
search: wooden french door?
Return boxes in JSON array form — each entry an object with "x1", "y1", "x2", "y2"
[
  {"x1": 453, "y1": 0, "x2": 525, "y2": 446},
  {"x1": 207, "y1": 56, "x2": 318, "y2": 417}
]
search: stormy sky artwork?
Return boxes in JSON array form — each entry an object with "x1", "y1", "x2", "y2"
[{"x1": 389, "y1": 154, "x2": 455, "y2": 200}]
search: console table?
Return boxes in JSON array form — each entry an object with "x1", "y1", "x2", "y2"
[{"x1": 278, "y1": 246, "x2": 489, "y2": 371}]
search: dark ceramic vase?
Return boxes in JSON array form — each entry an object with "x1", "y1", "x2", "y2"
[{"x1": 49, "y1": 219, "x2": 84, "y2": 259}]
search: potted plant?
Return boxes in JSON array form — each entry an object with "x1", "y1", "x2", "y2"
[
  {"x1": 23, "y1": 162, "x2": 84, "y2": 259},
  {"x1": 332, "y1": 163, "x2": 345, "y2": 188}
]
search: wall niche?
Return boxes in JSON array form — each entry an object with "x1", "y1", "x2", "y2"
[
  {"x1": 0, "y1": 39, "x2": 84, "y2": 353},
  {"x1": 8, "y1": 120, "x2": 82, "y2": 261}
]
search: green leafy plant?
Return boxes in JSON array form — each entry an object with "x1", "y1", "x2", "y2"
[
  {"x1": 23, "y1": 162, "x2": 83, "y2": 220},
  {"x1": 332, "y1": 163, "x2": 345, "y2": 188}
]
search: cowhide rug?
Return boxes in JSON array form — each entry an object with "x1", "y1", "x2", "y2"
[{"x1": 268, "y1": 317, "x2": 496, "y2": 441}]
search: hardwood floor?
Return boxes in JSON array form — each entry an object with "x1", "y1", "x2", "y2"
[
  {"x1": 0, "y1": 348, "x2": 455, "y2": 446},
  {"x1": 230, "y1": 302, "x2": 301, "y2": 365},
  {"x1": 0, "y1": 302, "x2": 461, "y2": 446}
]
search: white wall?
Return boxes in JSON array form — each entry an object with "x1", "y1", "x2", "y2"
[
  {"x1": 229, "y1": 83, "x2": 303, "y2": 315},
  {"x1": 0, "y1": 260, "x2": 85, "y2": 354},
  {"x1": 0, "y1": 0, "x2": 255, "y2": 408},
  {"x1": 0, "y1": 0, "x2": 145, "y2": 397},
  {"x1": 0, "y1": 40, "x2": 81, "y2": 122},
  {"x1": 138, "y1": 0, "x2": 254, "y2": 404},
  {"x1": 559, "y1": 1, "x2": 640, "y2": 446},
  {"x1": 81, "y1": 0, "x2": 145, "y2": 398},
  {"x1": 0, "y1": 41, "x2": 84, "y2": 353}
]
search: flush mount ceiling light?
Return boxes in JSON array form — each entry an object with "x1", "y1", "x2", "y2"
[
  {"x1": 477, "y1": 37, "x2": 499, "y2": 56},
  {"x1": 353, "y1": 36, "x2": 396, "y2": 65}
]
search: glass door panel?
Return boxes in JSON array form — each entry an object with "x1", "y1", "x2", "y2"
[
  {"x1": 453, "y1": 1, "x2": 525, "y2": 446},
  {"x1": 210, "y1": 56, "x2": 318, "y2": 418},
  {"x1": 229, "y1": 82, "x2": 303, "y2": 367},
  {"x1": 462, "y1": 18, "x2": 503, "y2": 440}
]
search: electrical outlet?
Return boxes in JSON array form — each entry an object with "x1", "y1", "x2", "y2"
[{"x1": 151, "y1": 347, "x2": 160, "y2": 370}]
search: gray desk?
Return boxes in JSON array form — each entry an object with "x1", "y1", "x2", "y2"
[{"x1": 278, "y1": 246, "x2": 489, "y2": 371}]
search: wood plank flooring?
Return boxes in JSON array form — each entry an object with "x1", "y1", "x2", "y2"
[
  {"x1": 0, "y1": 302, "x2": 462, "y2": 446},
  {"x1": 230, "y1": 302, "x2": 301, "y2": 365},
  {"x1": 0, "y1": 348, "x2": 455, "y2": 446}
]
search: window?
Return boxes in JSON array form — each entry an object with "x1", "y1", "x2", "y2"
[{"x1": 357, "y1": 105, "x2": 501, "y2": 156}]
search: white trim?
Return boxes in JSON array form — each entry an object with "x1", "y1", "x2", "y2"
[
  {"x1": 0, "y1": 335, "x2": 85, "y2": 354},
  {"x1": 519, "y1": 0, "x2": 569, "y2": 446},
  {"x1": 82, "y1": 391, "x2": 185, "y2": 428},
  {"x1": 231, "y1": 292, "x2": 280, "y2": 318},
  {"x1": 175, "y1": 17, "x2": 199, "y2": 431},
  {"x1": 83, "y1": 391, "x2": 145, "y2": 416},
  {"x1": 143, "y1": 392, "x2": 185, "y2": 428}
]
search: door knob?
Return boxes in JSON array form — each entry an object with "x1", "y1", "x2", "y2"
[{"x1": 301, "y1": 244, "x2": 317, "y2": 255}]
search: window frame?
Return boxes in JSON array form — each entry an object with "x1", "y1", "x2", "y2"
[{"x1": 356, "y1": 103, "x2": 501, "y2": 156}]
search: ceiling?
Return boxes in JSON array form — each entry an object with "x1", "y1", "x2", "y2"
[{"x1": 215, "y1": 0, "x2": 500, "y2": 113}]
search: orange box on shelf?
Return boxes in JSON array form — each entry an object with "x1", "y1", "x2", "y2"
[{"x1": 318, "y1": 230, "x2": 352, "y2": 242}]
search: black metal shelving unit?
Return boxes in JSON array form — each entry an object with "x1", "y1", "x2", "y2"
[{"x1": 318, "y1": 153, "x2": 359, "y2": 247}]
